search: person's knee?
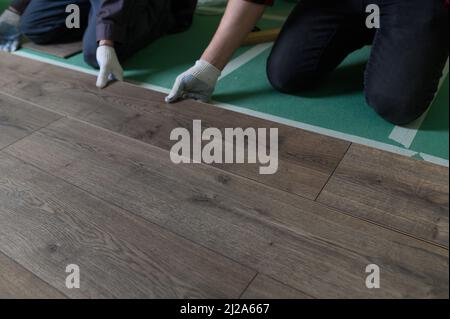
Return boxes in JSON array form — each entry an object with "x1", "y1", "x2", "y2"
[
  {"x1": 19, "y1": 16, "x2": 53, "y2": 45},
  {"x1": 365, "y1": 90, "x2": 427, "y2": 125},
  {"x1": 266, "y1": 53, "x2": 318, "y2": 94}
]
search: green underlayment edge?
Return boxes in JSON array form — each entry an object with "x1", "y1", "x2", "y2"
[{"x1": 2, "y1": 0, "x2": 449, "y2": 166}]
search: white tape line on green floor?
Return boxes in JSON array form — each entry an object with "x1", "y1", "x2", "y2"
[
  {"x1": 419, "y1": 153, "x2": 449, "y2": 167},
  {"x1": 220, "y1": 43, "x2": 273, "y2": 80},
  {"x1": 389, "y1": 59, "x2": 449, "y2": 148}
]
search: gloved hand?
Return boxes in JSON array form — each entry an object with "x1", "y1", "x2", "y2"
[
  {"x1": 0, "y1": 9, "x2": 21, "y2": 52},
  {"x1": 96, "y1": 45, "x2": 124, "y2": 89},
  {"x1": 165, "y1": 59, "x2": 221, "y2": 103}
]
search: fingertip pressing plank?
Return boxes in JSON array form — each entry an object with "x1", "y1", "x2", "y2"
[
  {"x1": 0, "y1": 92, "x2": 62, "y2": 149},
  {"x1": 0, "y1": 152, "x2": 255, "y2": 298},
  {"x1": 241, "y1": 275, "x2": 312, "y2": 299},
  {"x1": 21, "y1": 41, "x2": 83, "y2": 59},
  {"x1": 318, "y1": 144, "x2": 449, "y2": 247},
  {"x1": 0, "y1": 251, "x2": 66, "y2": 299}
]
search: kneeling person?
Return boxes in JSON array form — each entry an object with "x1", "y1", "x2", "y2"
[{"x1": 0, "y1": 0, "x2": 197, "y2": 88}]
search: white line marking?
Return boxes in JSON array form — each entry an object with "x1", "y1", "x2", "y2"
[
  {"x1": 12, "y1": 50, "x2": 449, "y2": 167},
  {"x1": 419, "y1": 153, "x2": 449, "y2": 167},
  {"x1": 219, "y1": 43, "x2": 272, "y2": 80},
  {"x1": 389, "y1": 59, "x2": 449, "y2": 148}
]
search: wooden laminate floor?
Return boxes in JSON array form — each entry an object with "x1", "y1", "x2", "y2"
[{"x1": 0, "y1": 53, "x2": 448, "y2": 299}]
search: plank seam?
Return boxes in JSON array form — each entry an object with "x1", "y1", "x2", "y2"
[
  {"x1": 238, "y1": 273, "x2": 258, "y2": 299},
  {"x1": 316, "y1": 195, "x2": 449, "y2": 251},
  {"x1": 0, "y1": 248, "x2": 70, "y2": 299},
  {"x1": 314, "y1": 143, "x2": 352, "y2": 202},
  {"x1": 0, "y1": 115, "x2": 64, "y2": 152},
  {"x1": 239, "y1": 273, "x2": 316, "y2": 299}
]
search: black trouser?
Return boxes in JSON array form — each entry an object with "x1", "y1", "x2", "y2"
[
  {"x1": 267, "y1": 0, "x2": 449, "y2": 125},
  {"x1": 18, "y1": 0, "x2": 183, "y2": 68}
]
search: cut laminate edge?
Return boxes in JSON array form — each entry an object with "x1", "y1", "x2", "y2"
[
  {"x1": 11, "y1": 50, "x2": 449, "y2": 168},
  {"x1": 22, "y1": 41, "x2": 83, "y2": 59}
]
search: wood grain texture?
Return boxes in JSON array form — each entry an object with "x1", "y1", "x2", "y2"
[
  {"x1": 318, "y1": 145, "x2": 449, "y2": 248},
  {"x1": 0, "y1": 92, "x2": 61, "y2": 149},
  {"x1": 0, "y1": 251, "x2": 66, "y2": 299},
  {"x1": 0, "y1": 152, "x2": 255, "y2": 298},
  {"x1": 0, "y1": 53, "x2": 349, "y2": 200},
  {"x1": 22, "y1": 41, "x2": 83, "y2": 59},
  {"x1": 5, "y1": 118, "x2": 448, "y2": 298},
  {"x1": 241, "y1": 275, "x2": 311, "y2": 299}
]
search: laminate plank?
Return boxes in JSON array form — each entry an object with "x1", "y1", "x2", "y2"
[
  {"x1": 0, "y1": 92, "x2": 61, "y2": 149},
  {"x1": 241, "y1": 275, "x2": 311, "y2": 299},
  {"x1": 0, "y1": 53, "x2": 349, "y2": 199},
  {"x1": 0, "y1": 152, "x2": 255, "y2": 298},
  {"x1": 22, "y1": 41, "x2": 83, "y2": 59},
  {"x1": 5, "y1": 118, "x2": 448, "y2": 298},
  {"x1": 318, "y1": 145, "x2": 449, "y2": 248},
  {"x1": 0, "y1": 251, "x2": 66, "y2": 299}
]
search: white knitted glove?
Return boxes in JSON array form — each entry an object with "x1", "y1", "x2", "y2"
[
  {"x1": 165, "y1": 60, "x2": 221, "y2": 103},
  {"x1": 96, "y1": 45, "x2": 124, "y2": 89},
  {"x1": 0, "y1": 9, "x2": 21, "y2": 52}
]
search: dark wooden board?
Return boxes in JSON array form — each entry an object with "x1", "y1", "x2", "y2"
[
  {"x1": 0, "y1": 152, "x2": 255, "y2": 298},
  {"x1": 0, "y1": 92, "x2": 61, "y2": 149},
  {"x1": 4, "y1": 118, "x2": 448, "y2": 298},
  {"x1": 318, "y1": 145, "x2": 449, "y2": 248},
  {"x1": 0, "y1": 53, "x2": 350, "y2": 200},
  {"x1": 241, "y1": 275, "x2": 311, "y2": 299},
  {"x1": 22, "y1": 41, "x2": 83, "y2": 59},
  {"x1": 0, "y1": 251, "x2": 66, "y2": 299}
]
